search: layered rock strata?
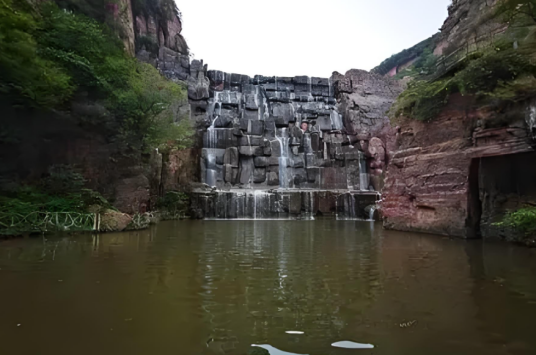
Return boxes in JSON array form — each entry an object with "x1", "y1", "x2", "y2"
[{"x1": 382, "y1": 95, "x2": 536, "y2": 239}]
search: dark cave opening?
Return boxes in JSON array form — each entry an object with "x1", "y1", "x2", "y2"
[{"x1": 467, "y1": 152, "x2": 536, "y2": 240}]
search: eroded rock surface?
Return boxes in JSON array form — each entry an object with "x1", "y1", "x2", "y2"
[{"x1": 382, "y1": 95, "x2": 536, "y2": 238}]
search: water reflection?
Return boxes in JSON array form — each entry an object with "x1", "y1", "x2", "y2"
[{"x1": 0, "y1": 220, "x2": 535, "y2": 355}]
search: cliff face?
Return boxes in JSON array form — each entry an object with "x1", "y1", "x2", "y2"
[
  {"x1": 381, "y1": 0, "x2": 536, "y2": 243},
  {"x1": 0, "y1": 0, "x2": 194, "y2": 215},
  {"x1": 382, "y1": 95, "x2": 535, "y2": 239},
  {"x1": 433, "y1": 0, "x2": 503, "y2": 56},
  {"x1": 181, "y1": 61, "x2": 402, "y2": 192}
]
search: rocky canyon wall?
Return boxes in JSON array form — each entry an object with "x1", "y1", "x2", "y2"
[
  {"x1": 382, "y1": 96, "x2": 535, "y2": 238},
  {"x1": 181, "y1": 64, "x2": 403, "y2": 193},
  {"x1": 381, "y1": 0, "x2": 536, "y2": 243}
]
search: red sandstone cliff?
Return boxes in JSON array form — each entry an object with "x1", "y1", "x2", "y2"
[
  {"x1": 382, "y1": 95, "x2": 535, "y2": 238},
  {"x1": 381, "y1": 0, "x2": 536, "y2": 242}
]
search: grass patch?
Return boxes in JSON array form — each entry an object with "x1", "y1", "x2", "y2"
[{"x1": 495, "y1": 206, "x2": 536, "y2": 234}]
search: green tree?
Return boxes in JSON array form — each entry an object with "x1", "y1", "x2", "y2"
[
  {"x1": 0, "y1": 0, "x2": 73, "y2": 107},
  {"x1": 494, "y1": 0, "x2": 536, "y2": 24}
]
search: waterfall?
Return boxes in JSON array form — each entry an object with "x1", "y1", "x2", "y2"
[
  {"x1": 347, "y1": 135, "x2": 354, "y2": 148},
  {"x1": 253, "y1": 190, "x2": 270, "y2": 219},
  {"x1": 335, "y1": 193, "x2": 357, "y2": 220},
  {"x1": 528, "y1": 100, "x2": 536, "y2": 139},
  {"x1": 303, "y1": 134, "x2": 312, "y2": 154},
  {"x1": 206, "y1": 116, "x2": 219, "y2": 149},
  {"x1": 359, "y1": 152, "x2": 370, "y2": 191},
  {"x1": 369, "y1": 206, "x2": 377, "y2": 221},
  {"x1": 330, "y1": 111, "x2": 343, "y2": 130},
  {"x1": 206, "y1": 151, "x2": 218, "y2": 187},
  {"x1": 276, "y1": 128, "x2": 290, "y2": 189},
  {"x1": 349, "y1": 193, "x2": 356, "y2": 219}
]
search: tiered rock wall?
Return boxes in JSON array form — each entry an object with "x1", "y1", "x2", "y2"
[
  {"x1": 381, "y1": 0, "x2": 536, "y2": 242},
  {"x1": 184, "y1": 66, "x2": 402, "y2": 193}
]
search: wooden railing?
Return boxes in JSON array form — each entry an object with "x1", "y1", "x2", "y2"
[{"x1": 0, "y1": 212, "x2": 97, "y2": 234}]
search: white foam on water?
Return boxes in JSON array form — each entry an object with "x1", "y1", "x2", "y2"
[
  {"x1": 285, "y1": 331, "x2": 304, "y2": 334},
  {"x1": 331, "y1": 341, "x2": 375, "y2": 349},
  {"x1": 252, "y1": 344, "x2": 307, "y2": 355}
]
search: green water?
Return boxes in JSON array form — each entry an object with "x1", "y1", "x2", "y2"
[{"x1": 1, "y1": 220, "x2": 536, "y2": 355}]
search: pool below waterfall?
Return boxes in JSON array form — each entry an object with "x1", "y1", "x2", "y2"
[{"x1": 1, "y1": 220, "x2": 536, "y2": 355}]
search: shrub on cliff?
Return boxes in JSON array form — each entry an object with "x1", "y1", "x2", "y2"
[
  {"x1": 390, "y1": 0, "x2": 536, "y2": 122},
  {"x1": 372, "y1": 34, "x2": 439, "y2": 76},
  {"x1": 156, "y1": 191, "x2": 189, "y2": 219},
  {"x1": 0, "y1": 0, "x2": 74, "y2": 107},
  {"x1": 0, "y1": 1, "x2": 192, "y2": 152},
  {"x1": 496, "y1": 207, "x2": 536, "y2": 235},
  {"x1": 391, "y1": 35, "x2": 536, "y2": 121}
]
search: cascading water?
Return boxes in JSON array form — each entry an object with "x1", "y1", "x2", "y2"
[
  {"x1": 303, "y1": 134, "x2": 313, "y2": 154},
  {"x1": 253, "y1": 190, "x2": 269, "y2": 219},
  {"x1": 330, "y1": 111, "x2": 344, "y2": 131},
  {"x1": 206, "y1": 116, "x2": 218, "y2": 149},
  {"x1": 196, "y1": 72, "x2": 380, "y2": 220},
  {"x1": 276, "y1": 128, "x2": 290, "y2": 189},
  {"x1": 359, "y1": 152, "x2": 370, "y2": 191},
  {"x1": 205, "y1": 98, "x2": 221, "y2": 149},
  {"x1": 205, "y1": 149, "x2": 218, "y2": 187},
  {"x1": 369, "y1": 206, "x2": 377, "y2": 221},
  {"x1": 528, "y1": 100, "x2": 536, "y2": 139},
  {"x1": 335, "y1": 192, "x2": 358, "y2": 220}
]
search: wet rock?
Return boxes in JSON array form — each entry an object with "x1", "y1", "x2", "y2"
[
  {"x1": 248, "y1": 121, "x2": 264, "y2": 136},
  {"x1": 254, "y1": 157, "x2": 268, "y2": 167},
  {"x1": 270, "y1": 140, "x2": 282, "y2": 157},
  {"x1": 223, "y1": 164, "x2": 235, "y2": 184},
  {"x1": 268, "y1": 157, "x2": 280, "y2": 166},
  {"x1": 253, "y1": 168, "x2": 266, "y2": 183},
  {"x1": 239, "y1": 157, "x2": 254, "y2": 184},
  {"x1": 272, "y1": 103, "x2": 294, "y2": 126},
  {"x1": 305, "y1": 153, "x2": 317, "y2": 167},
  {"x1": 224, "y1": 147, "x2": 239, "y2": 167},
  {"x1": 239, "y1": 146, "x2": 263, "y2": 157},
  {"x1": 291, "y1": 154, "x2": 305, "y2": 168},
  {"x1": 267, "y1": 172, "x2": 279, "y2": 186},
  {"x1": 238, "y1": 136, "x2": 264, "y2": 146},
  {"x1": 306, "y1": 167, "x2": 320, "y2": 183}
]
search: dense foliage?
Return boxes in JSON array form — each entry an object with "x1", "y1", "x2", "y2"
[
  {"x1": 494, "y1": 0, "x2": 536, "y2": 24},
  {"x1": 0, "y1": 0, "x2": 192, "y2": 152},
  {"x1": 372, "y1": 35, "x2": 438, "y2": 76},
  {"x1": 0, "y1": 1, "x2": 193, "y2": 235},
  {"x1": 496, "y1": 206, "x2": 536, "y2": 234},
  {"x1": 0, "y1": 165, "x2": 113, "y2": 235},
  {"x1": 156, "y1": 191, "x2": 190, "y2": 219},
  {"x1": 390, "y1": 3, "x2": 536, "y2": 122},
  {"x1": 1, "y1": 166, "x2": 111, "y2": 214},
  {"x1": 0, "y1": 0, "x2": 73, "y2": 107}
]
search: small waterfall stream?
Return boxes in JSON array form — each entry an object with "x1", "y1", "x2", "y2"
[
  {"x1": 205, "y1": 148, "x2": 218, "y2": 187},
  {"x1": 369, "y1": 206, "x2": 376, "y2": 221},
  {"x1": 276, "y1": 128, "x2": 290, "y2": 189},
  {"x1": 359, "y1": 152, "x2": 370, "y2": 191},
  {"x1": 528, "y1": 100, "x2": 536, "y2": 139}
]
